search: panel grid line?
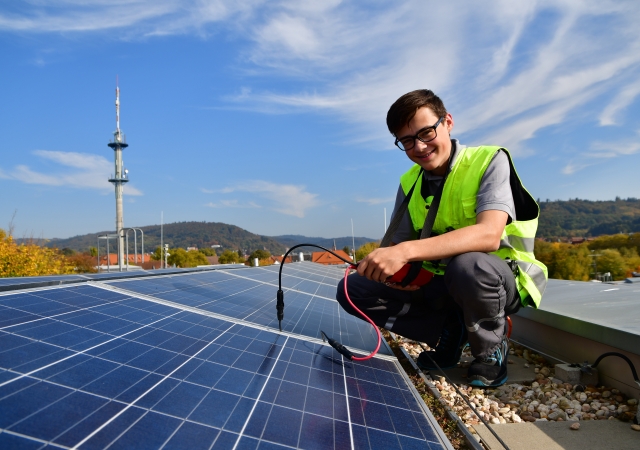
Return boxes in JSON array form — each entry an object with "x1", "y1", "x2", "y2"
[
  {"x1": 231, "y1": 335, "x2": 289, "y2": 450},
  {"x1": 92, "y1": 282, "x2": 396, "y2": 362},
  {"x1": 71, "y1": 323, "x2": 237, "y2": 449},
  {"x1": 0, "y1": 264, "x2": 451, "y2": 449}
]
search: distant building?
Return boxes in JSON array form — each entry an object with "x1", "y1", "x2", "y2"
[
  {"x1": 311, "y1": 250, "x2": 351, "y2": 265},
  {"x1": 272, "y1": 255, "x2": 293, "y2": 264},
  {"x1": 99, "y1": 254, "x2": 150, "y2": 266},
  {"x1": 187, "y1": 247, "x2": 198, "y2": 251}
]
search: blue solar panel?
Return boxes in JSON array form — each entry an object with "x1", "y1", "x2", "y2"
[
  {"x1": 105, "y1": 265, "x2": 390, "y2": 356},
  {"x1": 0, "y1": 264, "x2": 452, "y2": 449}
]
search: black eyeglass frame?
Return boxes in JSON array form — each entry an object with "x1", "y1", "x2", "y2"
[{"x1": 394, "y1": 116, "x2": 444, "y2": 152}]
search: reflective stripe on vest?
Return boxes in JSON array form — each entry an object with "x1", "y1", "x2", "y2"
[{"x1": 399, "y1": 146, "x2": 547, "y2": 307}]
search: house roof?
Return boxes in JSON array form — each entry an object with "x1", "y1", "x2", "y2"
[{"x1": 311, "y1": 250, "x2": 351, "y2": 265}]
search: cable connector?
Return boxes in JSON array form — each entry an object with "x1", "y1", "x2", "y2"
[
  {"x1": 276, "y1": 289, "x2": 284, "y2": 332},
  {"x1": 321, "y1": 330, "x2": 354, "y2": 360}
]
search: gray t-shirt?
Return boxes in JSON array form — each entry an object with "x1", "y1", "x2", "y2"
[{"x1": 391, "y1": 140, "x2": 515, "y2": 243}]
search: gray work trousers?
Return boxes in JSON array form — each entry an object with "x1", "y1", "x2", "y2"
[{"x1": 335, "y1": 252, "x2": 521, "y2": 359}]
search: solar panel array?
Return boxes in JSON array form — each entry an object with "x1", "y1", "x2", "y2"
[{"x1": 0, "y1": 262, "x2": 452, "y2": 449}]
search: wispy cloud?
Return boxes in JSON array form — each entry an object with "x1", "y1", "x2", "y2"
[
  {"x1": 587, "y1": 140, "x2": 640, "y2": 159},
  {"x1": 0, "y1": 150, "x2": 142, "y2": 195},
  {"x1": 205, "y1": 200, "x2": 261, "y2": 209},
  {"x1": 4, "y1": 1, "x2": 640, "y2": 160},
  {"x1": 599, "y1": 80, "x2": 640, "y2": 126},
  {"x1": 562, "y1": 138, "x2": 640, "y2": 174},
  {"x1": 355, "y1": 196, "x2": 394, "y2": 206},
  {"x1": 232, "y1": 1, "x2": 640, "y2": 156},
  {"x1": 207, "y1": 180, "x2": 318, "y2": 217}
]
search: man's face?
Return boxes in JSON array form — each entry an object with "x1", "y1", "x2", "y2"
[{"x1": 396, "y1": 107, "x2": 454, "y2": 176}]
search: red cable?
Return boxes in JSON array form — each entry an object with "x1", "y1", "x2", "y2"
[
  {"x1": 343, "y1": 265, "x2": 381, "y2": 361},
  {"x1": 506, "y1": 316, "x2": 512, "y2": 339}
]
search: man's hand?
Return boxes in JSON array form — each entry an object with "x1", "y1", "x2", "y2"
[{"x1": 356, "y1": 245, "x2": 409, "y2": 283}]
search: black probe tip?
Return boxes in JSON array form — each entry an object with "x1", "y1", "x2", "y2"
[
  {"x1": 320, "y1": 330, "x2": 354, "y2": 360},
  {"x1": 278, "y1": 320, "x2": 282, "y2": 332}
]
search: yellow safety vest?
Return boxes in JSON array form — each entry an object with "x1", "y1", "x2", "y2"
[{"x1": 400, "y1": 146, "x2": 547, "y2": 307}]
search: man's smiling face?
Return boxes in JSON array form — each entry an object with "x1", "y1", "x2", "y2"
[{"x1": 396, "y1": 107, "x2": 454, "y2": 176}]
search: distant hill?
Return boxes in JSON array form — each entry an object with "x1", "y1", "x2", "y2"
[
  {"x1": 42, "y1": 222, "x2": 378, "y2": 255},
  {"x1": 34, "y1": 198, "x2": 640, "y2": 253},
  {"x1": 44, "y1": 222, "x2": 286, "y2": 254},
  {"x1": 269, "y1": 235, "x2": 375, "y2": 252},
  {"x1": 537, "y1": 198, "x2": 640, "y2": 238}
]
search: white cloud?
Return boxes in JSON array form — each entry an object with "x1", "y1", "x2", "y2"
[
  {"x1": 212, "y1": 180, "x2": 318, "y2": 217},
  {"x1": 205, "y1": 200, "x2": 261, "y2": 208},
  {"x1": 4, "y1": 1, "x2": 640, "y2": 157},
  {"x1": 562, "y1": 138, "x2": 640, "y2": 174},
  {"x1": 1, "y1": 150, "x2": 143, "y2": 195},
  {"x1": 587, "y1": 140, "x2": 640, "y2": 158},
  {"x1": 562, "y1": 161, "x2": 595, "y2": 175},
  {"x1": 355, "y1": 197, "x2": 395, "y2": 206},
  {"x1": 599, "y1": 80, "x2": 640, "y2": 126}
]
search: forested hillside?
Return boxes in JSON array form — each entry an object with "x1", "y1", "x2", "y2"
[
  {"x1": 45, "y1": 222, "x2": 287, "y2": 254},
  {"x1": 271, "y1": 235, "x2": 374, "y2": 252},
  {"x1": 43, "y1": 222, "x2": 375, "y2": 255},
  {"x1": 537, "y1": 198, "x2": 640, "y2": 238}
]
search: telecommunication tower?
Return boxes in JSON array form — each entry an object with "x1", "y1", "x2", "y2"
[{"x1": 107, "y1": 77, "x2": 129, "y2": 271}]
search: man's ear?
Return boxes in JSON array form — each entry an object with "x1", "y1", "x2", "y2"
[{"x1": 444, "y1": 113, "x2": 454, "y2": 134}]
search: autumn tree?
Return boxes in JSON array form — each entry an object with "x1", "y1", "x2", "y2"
[
  {"x1": 247, "y1": 249, "x2": 273, "y2": 266},
  {"x1": 67, "y1": 253, "x2": 98, "y2": 273},
  {"x1": 219, "y1": 249, "x2": 243, "y2": 264},
  {"x1": 167, "y1": 248, "x2": 209, "y2": 268},
  {"x1": 594, "y1": 249, "x2": 627, "y2": 279},
  {"x1": 355, "y1": 242, "x2": 380, "y2": 261},
  {"x1": 0, "y1": 229, "x2": 74, "y2": 277},
  {"x1": 533, "y1": 241, "x2": 591, "y2": 281}
]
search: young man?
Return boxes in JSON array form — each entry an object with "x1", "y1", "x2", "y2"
[{"x1": 336, "y1": 89, "x2": 547, "y2": 387}]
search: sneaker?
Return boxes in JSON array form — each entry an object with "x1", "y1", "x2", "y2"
[
  {"x1": 467, "y1": 337, "x2": 509, "y2": 387},
  {"x1": 416, "y1": 314, "x2": 468, "y2": 371}
]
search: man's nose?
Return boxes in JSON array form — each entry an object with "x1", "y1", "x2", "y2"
[{"x1": 412, "y1": 137, "x2": 428, "y2": 152}]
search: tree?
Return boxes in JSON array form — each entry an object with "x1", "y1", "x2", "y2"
[
  {"x1": 151, "y1": 246, "x2": 163, "y2": 261},
  {"x1": 167, "y1": 248, "x2": 208, "y2": 268},
  {"x1": 247, "y1": 249, "x2": 273, "y2": 266},
  {"x1": 237, "y1": 249, "x2": 244, "y2": 259},
  {"x1": 67, "y1": 253, "x2": 98, "y2": 273},
  {"x1": 249, "y1": 249, "x2": 270, "y2": 261},
  {"x1": 0, "y1": 229, "x2": 74, "y2": 277},
  {"x1": 199, "y1": 248, "x2": 217, "y2": 256},
  {"x1": 89, "y1": 247, "x2": 98, "y2": 257},
  {"x1": 219, "y1": 249, "x2": 243, "y2": 264},
  {"x1": 595, "y1": 249, "x2": 627, "y2": 279},
  {"x1": 534, "y1": 241, "x2": 590, "y2": 281},
  {"x1": 356, "y1": 242, "x2": 380, "y2": 261},
  {"x1": 343, "y1": 246, "x2": 351, "y2": 254}
]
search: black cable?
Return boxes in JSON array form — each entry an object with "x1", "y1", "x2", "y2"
[
  {"x1": 588, "y1": 352, "x2": 640, "y2": 387},
  {"x1": 418, "y1": 343, "x2": 512, "y2": 450},
  {"x1": 276, "y1": 244, "x2": 355, "y2": 331}
]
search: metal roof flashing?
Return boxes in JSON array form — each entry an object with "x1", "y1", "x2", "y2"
[{"x1": 516, "y1": 278, "x2": 640, "y2": 355}]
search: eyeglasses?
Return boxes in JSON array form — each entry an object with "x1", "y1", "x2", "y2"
[{"x1": 394, "y1": 117, "x2": 444, "y2": 152}]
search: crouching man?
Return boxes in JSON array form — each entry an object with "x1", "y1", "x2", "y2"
[{"x1": 336, "y1": 89, "x2": 547, "y2": 387}]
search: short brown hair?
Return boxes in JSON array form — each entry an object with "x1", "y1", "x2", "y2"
[{"x1": 386, "y1": 89, "x2": 447, "y2": 135}]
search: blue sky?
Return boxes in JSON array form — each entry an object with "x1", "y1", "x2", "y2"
[{"x1": 1, "y1": 1, "x2": 640, "y2": 241}]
